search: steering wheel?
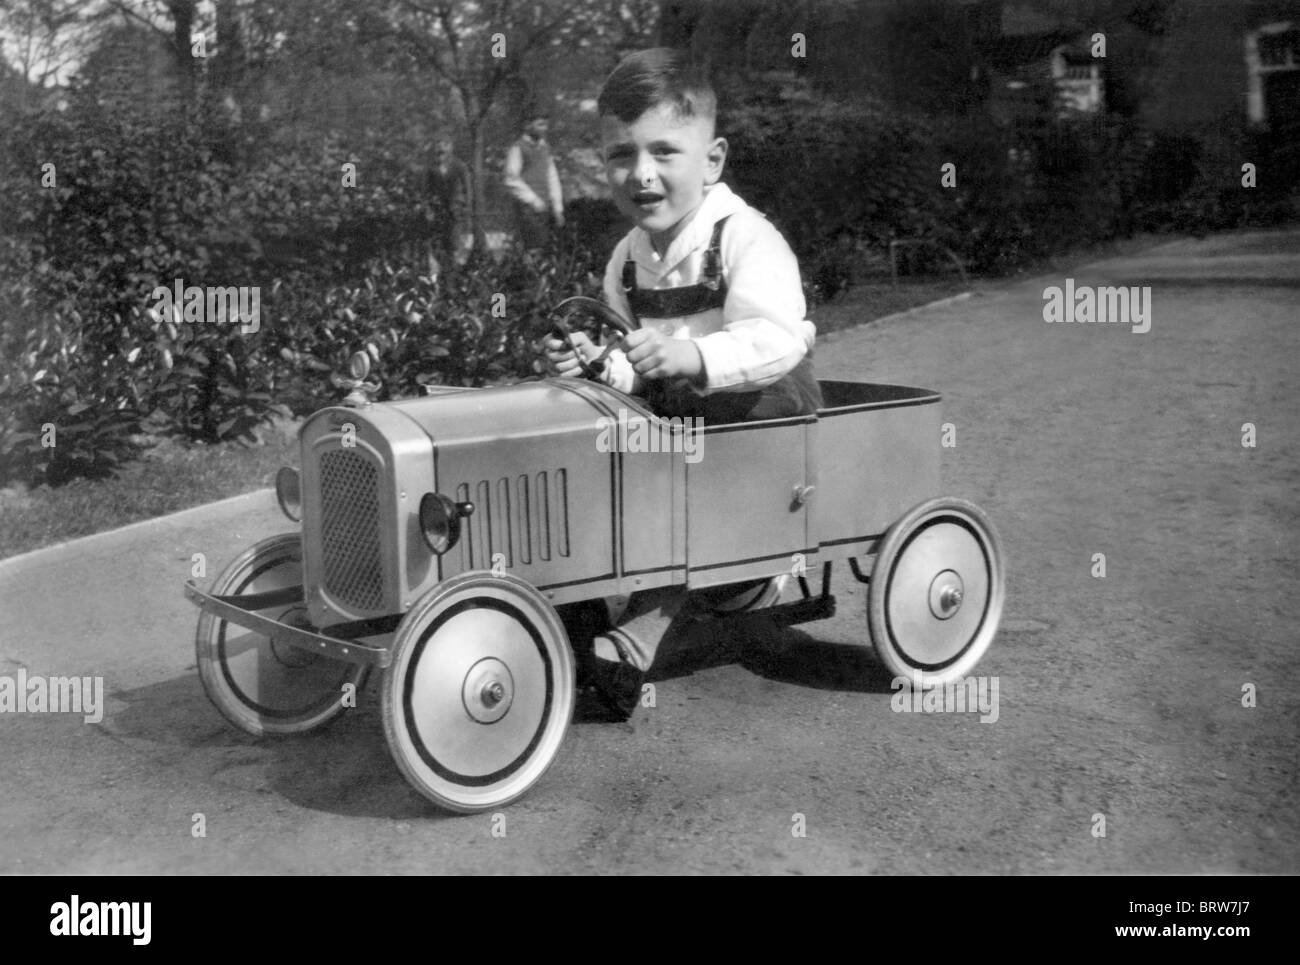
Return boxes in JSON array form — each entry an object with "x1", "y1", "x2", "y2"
[{"x1": 547, "y1": 296, "x2": 634, "y2": 381}]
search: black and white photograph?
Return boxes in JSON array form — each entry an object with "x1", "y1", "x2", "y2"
[{"x1": 0, "y1": 0, "x2": 1296, "y2": 899}]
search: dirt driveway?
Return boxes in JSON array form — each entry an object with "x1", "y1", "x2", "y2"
[{"x1": 1, "y1": 229, "x2": 1296, "y2": 874}]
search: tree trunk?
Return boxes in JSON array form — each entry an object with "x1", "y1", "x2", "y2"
[
  {"x1": 465, "y1": 99, "x2": 490, "y2": 253},
  {"x1": 213, "y1": 0, "x2": 243, "y2": 95},
  {"x1": 168, "y1": 0, "x2": 197, "y2": 103}
]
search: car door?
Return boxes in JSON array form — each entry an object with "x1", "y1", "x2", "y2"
[{"x1": 685, "y1": 415, "x2": 813, "y2": 588}]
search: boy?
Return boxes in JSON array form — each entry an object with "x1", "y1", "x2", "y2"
[
  {"x1": 539, "y1": 48, "x2": 822, "y2": 720},
  {"x1": 503, "y1": 113, "x2": 565, "y2": 249}
]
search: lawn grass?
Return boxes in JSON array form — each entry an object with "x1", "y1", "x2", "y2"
[
  {"x1": 0, "y1": 420, "x2": 300, "y2": 560},
  {"x1": 812, "y1": 277, "x2": 972, "y2": 335},
  {"x1": 0, "y1": 230, "x2": 1176, "y2": 561}
]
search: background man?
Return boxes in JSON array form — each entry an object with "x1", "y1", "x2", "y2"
[{"x1": 425, "y1": 136, "x2": 471, "y2": 265}]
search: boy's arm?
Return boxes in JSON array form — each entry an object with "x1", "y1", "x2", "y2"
[
  {"x1": 693, "y1": 216, "x2": 814, "y2": 392},
  {"x1": 502, "y1": 142, "x2": 545, "y2": 210},
  {"x1": 547, "y1": 154, "x2": 564, "y2": 221},
  {"x1": 599, "y1": 243, "x2": 641, "y2": 395}
]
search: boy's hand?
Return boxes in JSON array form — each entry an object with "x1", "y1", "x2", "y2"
[
  {"x1": 622, "y1": 328, "x2": 703, "y2": 382},
  {"x1": 533, "y1": 331, "x2": 595, "y2": 378}
]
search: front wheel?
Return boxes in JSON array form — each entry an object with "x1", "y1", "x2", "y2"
[
  {"x1": 196, "y1": 534, "x2": 367, "y2": 736},
  {"x1": 867, "y1": 497, "x2": 1005, "y2": 687},
  {"x1": 381, "y1": 571, "x2": 575, "y2": 813}
]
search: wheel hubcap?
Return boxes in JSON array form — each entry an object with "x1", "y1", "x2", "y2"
[
  {"x1": 463, "y1": 657, "x2": 515, "y2": 724},
  {"x1": 408, "y1": 604, "x2": 548, "y2": 778},
  {"x1": 929, "y1": 570, "x2": 964, "y2": 620},
  {"x1": 887, "y1": 520, "x2": 990, "y2": 666}
]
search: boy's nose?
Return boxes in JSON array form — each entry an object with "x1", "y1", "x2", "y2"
[{"x1": 634, "y1": 156, "x2": 656, "y2": 186}]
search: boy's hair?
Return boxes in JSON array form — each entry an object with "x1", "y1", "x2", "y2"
[{"x1": 597, "y1": 48, "x2": 716, "y2": 126}]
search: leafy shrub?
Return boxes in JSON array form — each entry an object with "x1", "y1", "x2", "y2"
[
  {"x1": 259, "y1": 245, "x2": 600, "y2": 409},
  {"x1": 0, "y1": 83, "x2": 602, "y2": 487},
  {"x1": 724, "y1": 94, "x2": 947, "y2": 299},
  {"x1": 723, "y1": 85, "x2": 1297, "y2": 288},
  {"x1": 0, "y1": 312, "x2": 144, "y2": 484},
  {"x1": 1147, "y1": 118, "x2": 1299, "y2": 234},
  {"x1": 3, "y1": 61, "x2": 1293, "y2": 487}
]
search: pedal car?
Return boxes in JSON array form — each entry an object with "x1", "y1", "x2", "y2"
[{"x1": 184, "y1": 299, "x2": 1005, "y2": 813}]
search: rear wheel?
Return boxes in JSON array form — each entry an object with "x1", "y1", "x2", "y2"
[
  {"x1": 196, "y1": 534, "x2": 366, "y2": 736},
  {"x1": 867, "y1": 498, "x2": 1005, "y2": 687},
  {"x1": 381, "y1": 572, "x2": 575, "y2": 813}
]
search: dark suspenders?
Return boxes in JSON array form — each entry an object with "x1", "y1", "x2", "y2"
[
  {"x1": 615, "y1": 212, "x2": 823, "y2": 421},
  {"x1": 621, "y1": 215, "x2": 732, "y2": 322}
]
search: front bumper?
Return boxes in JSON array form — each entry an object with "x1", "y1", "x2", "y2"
[{"x1": 184, "y1": 581, "x2": 396, "y2": 668}]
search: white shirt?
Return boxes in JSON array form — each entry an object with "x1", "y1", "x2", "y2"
[
  {"x1": 502, "y1": 136, "x2": 563, "y2": 215},
  {"x1": 600, "y1": 182, "x2": 816, "y2": 395}
]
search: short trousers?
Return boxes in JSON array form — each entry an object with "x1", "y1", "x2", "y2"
[{"x1": 642, "y1": 354, "x2": 823, "y2": 424}]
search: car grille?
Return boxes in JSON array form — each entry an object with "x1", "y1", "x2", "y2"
[{"x1": 319, "y1": 448, "x2": 384, "y2": 612}]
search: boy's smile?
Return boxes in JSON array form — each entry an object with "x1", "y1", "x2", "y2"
[{"x1": 602, "y1": 104, "x2": 727, "y2": 254}]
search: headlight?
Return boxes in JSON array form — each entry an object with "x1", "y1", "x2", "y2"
[
  {"x1": 419, "y1": 493, "x2": 473, "y2": 554},
  {"x1": 275, "y1": 466, "x2": 302, "y2": 522}
]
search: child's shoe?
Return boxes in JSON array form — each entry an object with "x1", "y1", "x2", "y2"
[
  {"x1": 575, "y1": 630, "x2": 645, "y2": 722},
  {"x1": 588, "y1": 655, "x2": 645, "y2": 722}
]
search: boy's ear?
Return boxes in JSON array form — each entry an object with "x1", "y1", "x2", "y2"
[{"x1": 704, "y1": 137, "x2": 728, "y2": 185}]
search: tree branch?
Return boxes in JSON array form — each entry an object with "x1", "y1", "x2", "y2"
[
  {"x1": 103, "y1": 0, "x2": 172, "y2": 42},
  {"x1": 435, "y1": 2, "x2": 462, "y2": 78}
]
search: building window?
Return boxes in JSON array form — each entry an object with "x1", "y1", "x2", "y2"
[{"x1": 1258, "y1": 29, "x2": 1299, "y2": 68}]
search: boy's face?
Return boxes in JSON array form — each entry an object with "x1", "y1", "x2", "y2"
[{"x1": 601, "y1": 103, "x2": 727, "y2": 250}]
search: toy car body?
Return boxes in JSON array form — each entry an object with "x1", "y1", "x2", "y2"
[{"x1": 186, "y1": 371, "x2": 1004, "y2": 813}]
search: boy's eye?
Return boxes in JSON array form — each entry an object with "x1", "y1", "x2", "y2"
[{"x1": 605, "y1": 148, "x2": 633, "y2": 161}]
